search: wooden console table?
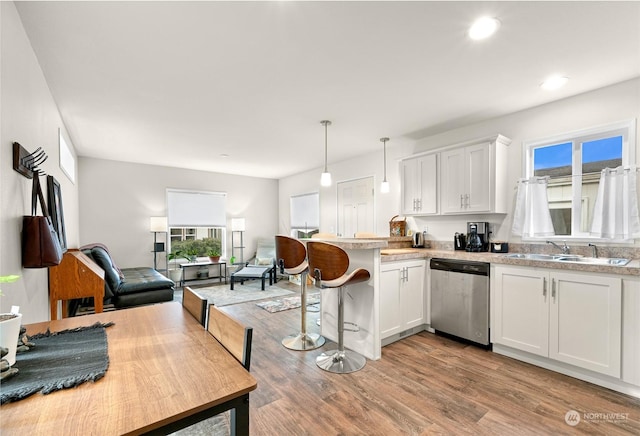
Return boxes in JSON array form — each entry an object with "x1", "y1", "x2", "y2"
[
  {"x1": 48, "y1": 249, "x2": 105, "y2": 320},
  {"x1": 180, "y1": 260, "x2": 227, "y2": 286}
]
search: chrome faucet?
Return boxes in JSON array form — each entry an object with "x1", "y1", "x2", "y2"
[
  {"x1": 546, "y1": 240, "x2": 570, "y2": 255},
  {"x1": 588, "y1": 243, "x2": 598, "y2": 258}
]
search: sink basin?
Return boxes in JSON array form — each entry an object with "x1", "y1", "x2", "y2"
[
  {"x1": 556, "y1": 256, "x2": 631, "y2": 266},
  {"x1": 503, "y1": 253, "x2": 630, "y2": 266},
  {"x1": 503, "y1": 253, "x2": 560, "y2": 261}
]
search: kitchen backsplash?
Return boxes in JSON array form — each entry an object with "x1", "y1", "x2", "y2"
[{"x1": 426, "y1": 240, "x2": 640, "y2": 259}]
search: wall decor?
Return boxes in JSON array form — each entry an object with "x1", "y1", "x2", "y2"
[
  {"x1": 47, "y1": 175, "x2": 67, "y2": 252},
  {"x1": 59, "y1": 129, "x2": 75, "y2": 184}
]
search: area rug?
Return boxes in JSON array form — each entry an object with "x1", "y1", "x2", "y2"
[
  {"x1": 184, "y1": 282, "x2": 294, "y2": 307},
  {"x1": 256, "y1": 293, "x2": 320, "y2": 313},
  {"x1": 0, "y1": 322, "x2": 113, "y2": 405}
]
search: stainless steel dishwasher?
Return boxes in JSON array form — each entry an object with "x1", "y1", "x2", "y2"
[{"x1": 430, "y1": 258, "x2": 490, "y2": 346}]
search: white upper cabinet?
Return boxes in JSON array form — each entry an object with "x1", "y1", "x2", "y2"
[
  {"x1": 440, "y1": 135, "x2": 511, "y2": 214},
  {"x1": 401, "y1": 153, "x2": 438, "y2": 215},
  {"x1": 401, "y1": 134, "x2": 510, "y2": 216}
]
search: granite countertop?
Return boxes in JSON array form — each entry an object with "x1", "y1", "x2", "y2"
[
  {"x1": 304, "y1": 238, "x2": 388, "y2": 250},
  {"x1": 380, "y1": 247, "x2": 640, "y2": 276}
]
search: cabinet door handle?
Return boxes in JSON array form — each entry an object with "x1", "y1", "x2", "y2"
[
  {"x1": 460, "y1": 194, "x2": 464, "y2": 208},
  {"x1": 417, "y1": 199, "x2": 421, "y2": 211},
  {"x1": 551, "y1": 278, "x2": 556, "y2": 301},
  {"x1": 543, "y1": 277, "x2": 547, "y2": 297},
  {"x1": 465, "y1": 194, "x2": 470, "y2": 208},
  {"x1": 413, "y1": 198, "x2": 417, "y2": 211}
]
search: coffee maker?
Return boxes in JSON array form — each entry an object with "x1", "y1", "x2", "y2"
[{"x1": 466, "y1": 222, "x2": 490, "y2": 252}]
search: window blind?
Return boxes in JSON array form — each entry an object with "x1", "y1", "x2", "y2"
[
  {"x1": 290, "y1": 192, "x2": 319, "y2": 229},
  {"x1": 167, "y1": 189, "x2": 227, "y2": 227}
]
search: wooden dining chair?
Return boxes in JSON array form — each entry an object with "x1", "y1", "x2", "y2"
[
  {"x1": 182, "y1": 286, "x2": 207, "y2": 326},
  {"x1": 207, "y1": 305, "x2": 253, "y2": 371}
]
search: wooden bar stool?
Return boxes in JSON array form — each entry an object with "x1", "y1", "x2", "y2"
[
  {"x1": 275, "y1": 236, "x2": 325, "y2": 350},
  {"x1": 306, "y1": 241, "x2": 370, "y2": 373}
]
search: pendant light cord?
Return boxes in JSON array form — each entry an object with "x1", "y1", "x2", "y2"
[
  {"x1": 381, "y1": 137, "x2": 389, "y2": 182},
  {"x1": 321, "y1": 120, "x2": 332, "y2": 172}
]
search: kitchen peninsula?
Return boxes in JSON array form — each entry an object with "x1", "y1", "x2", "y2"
[{"x1": 307, "y1": 238, "x2": 388, "y2": 361}]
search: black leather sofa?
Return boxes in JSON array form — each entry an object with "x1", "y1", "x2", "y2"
[{"x1": 80, "y1": 244, "x2": 174, "y2": 309}]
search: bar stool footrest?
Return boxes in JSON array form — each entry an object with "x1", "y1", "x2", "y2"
[{"x1": 343, "y1": 321, "x2": 360, "y2": 333}]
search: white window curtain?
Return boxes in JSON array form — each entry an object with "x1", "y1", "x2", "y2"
[
  {"x1": 590, "y1": 166, "x2": 640, "y2": 240},
  {"x1": 511, "y1": 177, "x2": 555, "y2": 238},
  {"x1": 167, "y1": 189, "x2": 226, "y2": 227}
]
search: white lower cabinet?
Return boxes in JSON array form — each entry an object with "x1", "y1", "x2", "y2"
[
  {"x1": 492, "y1": 265, "x2": 622, "y2": 377},
  {"x1": 380, "y1": 260, "x2": 425, "y2": 340}
]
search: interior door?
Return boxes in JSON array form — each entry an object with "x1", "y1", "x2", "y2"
[{"x1": 337, "y1": 177, "x2": 374, "y2": 237}]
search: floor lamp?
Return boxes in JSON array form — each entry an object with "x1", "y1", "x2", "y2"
[
  {"x1": 150, "y1": 216, "x2": 168, "y2": 271},
  {"x1": 231, "y1": 218, "x2": 245, "y2": 264}
]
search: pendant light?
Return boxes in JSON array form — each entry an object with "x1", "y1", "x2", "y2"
[
  {"x1": 320, "y1": 120, "x2": 332, "y2": 187},
  {"x1": 380, "y1": 137, "x2": 390, "y2": 193}
]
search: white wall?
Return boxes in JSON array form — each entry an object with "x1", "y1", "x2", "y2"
[
  {"x1": 280, "y1": 78, "x2": 640, "y2": 248},
  {"x1": 278, "y1": 140, "x2": 414, "y2": 237},
  {"x1": 0, "y1": 2, "x2": 80, "y2": 323},
  {"x1": 79, "y1": 158, "x2": 278, "y2": 269}
]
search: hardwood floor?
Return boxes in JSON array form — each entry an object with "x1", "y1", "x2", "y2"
[{"x1": 218, "y1": 282, "x2": 640, "y2": 435}]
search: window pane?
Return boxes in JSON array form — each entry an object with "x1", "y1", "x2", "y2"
[
  {"x1": 582, "y1": 136, "x2": 622, "y2": 173},
  {"x1": 533, "y1": 142, "x2": 573, "y2": 235},
  {"x1": 582, "y1": 136, "x2": 623, "y2": 232},
  {"x1": 169, "y1": 227, "x2": 224, "y2": 258},
  {"x1": 533, "y1": 142, "x2": 572, "y2": 177}
]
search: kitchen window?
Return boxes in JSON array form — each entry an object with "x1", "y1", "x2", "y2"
[{"x1": 523, "y1": 119, "x2": 636, "y2": 240}]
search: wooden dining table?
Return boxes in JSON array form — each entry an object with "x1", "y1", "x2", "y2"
[{"x1": 0, "y1": 302, "x2": 257, "y2": 435}]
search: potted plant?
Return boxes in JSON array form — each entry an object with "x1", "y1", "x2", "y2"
[
  {"x1": 207, "y1": 248, "x2": 221, "y2": 263},
  {"x1": 0, "y1": 275, "x2": 22, "y2": 367},
  {"x1": 167, "y1": 251, "x2": 190, "y2": 283}
]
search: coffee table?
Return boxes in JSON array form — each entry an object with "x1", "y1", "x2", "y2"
[{"x1": 230, "y1": 265, "x2": 275, "y2": 290}]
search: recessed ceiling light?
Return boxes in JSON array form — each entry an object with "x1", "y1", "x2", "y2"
[
  {"x1": 540, "y1": 75, "x2": 569, "y2": 90},
  {"x1": 220, "y1": 153, "x2": 230, "y2": 158},
  {"x1": 468, "y1": 17, "x2": 500, "y2": 40}
]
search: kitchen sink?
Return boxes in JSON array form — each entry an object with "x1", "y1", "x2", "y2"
[
  {"x1": 555, "y1": 256, "x2": 631, "y2": 266},
  {"x1": 503, "y1": 253, "x2": 630, "y2": 266},
  {"x1": 503, "y1": 253, "x2": 564, "y2": 261}
]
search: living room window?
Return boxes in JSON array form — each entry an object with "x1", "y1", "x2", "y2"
[
  {"x1": 167, "y1": 189, "x2": 227, "y2": 258},
  {"x1": 522, "y1": 119, "x2": 636, "y2": 240},
  {"x1": 290, "y1": 192, "x2": 319, "y2": 238}
]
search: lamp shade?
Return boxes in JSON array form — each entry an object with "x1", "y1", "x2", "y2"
[
  {"x1": 149, "y1": 216, "x2": 168, "y2": 232},
  {"x1": 232, "y1": 218, "x2": 246, "y2": 232}
]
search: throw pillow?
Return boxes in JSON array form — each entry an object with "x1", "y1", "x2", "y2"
[{"x1": 256, "y1": 257, "x2": 272, "y2": 266}]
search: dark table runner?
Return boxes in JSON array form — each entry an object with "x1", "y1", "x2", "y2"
[{"x1": 0, "y1": 322, "x2": 113, "y2": 404}]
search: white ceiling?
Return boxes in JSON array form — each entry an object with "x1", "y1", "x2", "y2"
[{"x1": 15, "y1": 1, "x2": 640, "y2": 180}]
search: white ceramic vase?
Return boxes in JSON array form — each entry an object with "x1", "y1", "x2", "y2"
[
  {"x1": 168, "y1": 268, "x2": 183, "y2": 284},
  {"x1": 0, "y1": 312, "x2": 23, "y2": 366}
]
